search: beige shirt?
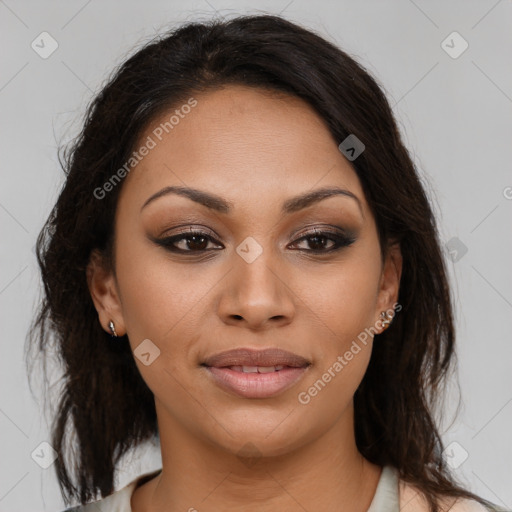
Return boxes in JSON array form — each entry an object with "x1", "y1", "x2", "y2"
[{"x1": 66, "y1": 465, "x2": 507, "y2": 512}]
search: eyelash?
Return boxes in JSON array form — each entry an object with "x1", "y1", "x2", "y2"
[{"x1": 154, "y1": 227, "x2": 356, "y2": 255}]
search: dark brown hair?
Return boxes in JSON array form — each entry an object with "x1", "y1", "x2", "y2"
[{"x1": 27, "y1": 14, "x2": 500, "y2": 511}]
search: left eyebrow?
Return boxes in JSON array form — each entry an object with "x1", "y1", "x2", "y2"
[
  {"x1": 281, "y1": 186, "x2": 363, "y2": 215},
  {"x1": 140, "y1": 185, "x2": 363, "y2": 216}
]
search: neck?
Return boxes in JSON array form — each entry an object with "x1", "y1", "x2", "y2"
[{"x1": 132, "y1": 400, "x2": 382, "y2": 512}]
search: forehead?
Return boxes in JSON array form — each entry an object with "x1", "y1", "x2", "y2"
[{"x1": 119, "y1": 84, "x2": 365, "y2": 210}]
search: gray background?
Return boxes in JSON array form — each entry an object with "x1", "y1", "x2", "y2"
[{"x1": 0, "y1": 1, "x2": 511, "y2": 510}]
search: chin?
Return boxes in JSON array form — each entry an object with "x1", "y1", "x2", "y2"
[{"x1": 206, "y1": 416, "x2": 310, "y2": 460}]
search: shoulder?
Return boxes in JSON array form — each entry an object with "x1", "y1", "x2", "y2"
[
  {"x1": 61, "y1": 468, "x2": 162, "y2": 512},
  {"x1": 62, "y1": 484, "x2": 133, "y2": 512},
  {"x1": 399, "y1": 478, "x2": 509, "y2": 512}
]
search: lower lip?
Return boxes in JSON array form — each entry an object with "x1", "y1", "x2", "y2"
[{"x1": 205, "y1": 366, "x2": 309, "y2": 399}]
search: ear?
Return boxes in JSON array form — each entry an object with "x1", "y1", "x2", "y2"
[
  {"x1": 375, "y1": 241, "x2": 402, "y2": 330},
  {"x1": 86, "y1": 249, "x2": 125, "y2": 336}
]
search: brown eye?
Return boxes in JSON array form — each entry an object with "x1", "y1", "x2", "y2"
[
  {"x1": 289, "y1": 230, "x2": 356, "y2": 253},
  {"x1": 155, "y1": 230, "x2": 223, "y2": 253},
  {"x1": 179, "y1": 234, "x2": 209, "y2": 251},
  {"x1": 152, "y1": 228, "x2": 355, "y2": 255}
]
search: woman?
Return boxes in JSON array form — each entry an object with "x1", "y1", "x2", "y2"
[{"x1": 28, "y1": 14, "x2": 508, "y2": 512}]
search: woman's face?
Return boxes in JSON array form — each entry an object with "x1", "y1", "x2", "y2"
[{"x1": 89, "y1": 84, "x2": 401, "y2": 459}]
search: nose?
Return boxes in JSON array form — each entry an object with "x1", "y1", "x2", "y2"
[{"x1": 216, "y1": 248, "x2": 296, "y2": 330}]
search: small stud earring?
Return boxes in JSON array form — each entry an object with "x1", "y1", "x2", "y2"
[
  {"x1": 108, "y1": 320, "x2": 118, "y2": 337},
  {"x1": 380, "y1": 311, "x2": 393, "y2": 331}
]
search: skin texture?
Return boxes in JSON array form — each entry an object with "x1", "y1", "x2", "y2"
[{"x1": 87, "y1": 84, "x2": 402, "y2": 512}]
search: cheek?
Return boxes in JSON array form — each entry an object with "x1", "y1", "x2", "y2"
[
  {"x1": 293, "y1": 241, "x2": 382, "y2": 411},
  {"x1": 295, "y1": 344, "x2": 372, "y2": 439},
  {"x1": 299, "y1": 250, "x2": 382, "y2": 344},
  {"x1": 114, "y1": 229, "x2": 215, "y2": 355},
  {"x1": 114, "y1": 240, "x2": 214, "y2": 408}
]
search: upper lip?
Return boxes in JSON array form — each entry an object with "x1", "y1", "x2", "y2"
[{"x1": 202, "y1": 348, "x2": 310, "y2": 368}]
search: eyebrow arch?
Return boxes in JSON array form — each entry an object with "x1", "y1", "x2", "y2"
[{"x1": 141, "y1": 185, "x2": 363, "y2": 215}]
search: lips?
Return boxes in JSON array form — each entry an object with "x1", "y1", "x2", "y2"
[
  {"x1": 229, "y1": 365, "x2": 285, "y2": 373},
  {"x1": 202, "y1": 348, "x2": 310, "y2": 399},
  {"x1": 202, "y1": 348, "x2": 310, "y2": 369}
]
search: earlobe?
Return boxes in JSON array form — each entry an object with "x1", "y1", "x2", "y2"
[
  {"x1": 86, "y1": 249, "x2": 125, "y2": 336},
  {"x1": 376, "y1": 242, "x2": 403, "y2": 330}
]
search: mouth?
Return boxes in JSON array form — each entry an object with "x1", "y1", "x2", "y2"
[
  {"x1": 222, "y1": 364, "x2": 288, "y2": 373},
  {"x1": 201, "y1": 348, "x2": 311, "y2": 399}
]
